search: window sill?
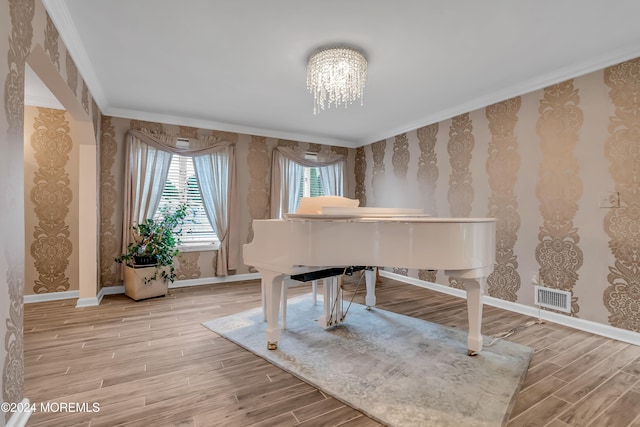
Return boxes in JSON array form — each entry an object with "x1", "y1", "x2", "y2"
[{"x1": 178, "y1": 242, "x2": 220, "y2": 252}]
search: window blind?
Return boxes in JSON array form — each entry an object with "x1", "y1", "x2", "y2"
[{"x1": 156, "y1": 154, "x2": 218, "y2": 243}]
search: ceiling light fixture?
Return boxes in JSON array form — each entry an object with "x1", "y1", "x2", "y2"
[{"x1": 306, "y1": 47, "x2": 368, "y2": 114}]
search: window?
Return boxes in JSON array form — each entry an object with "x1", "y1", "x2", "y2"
[
  {"x1": 155, "y1": 153, "x2": 218, "y2": 245},
  {"x1": 296, "y1": 166, "x2": 324, "y2": 207},
  {"x1": 295, "y1": 153, "x2": 325, "y2": 209},
  {"x1": 270, "y1": 148, "x2": 345, "y2": 219}
]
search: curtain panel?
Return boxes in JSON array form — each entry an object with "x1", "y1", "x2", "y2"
[
  {"x1": 269, "y1": 146, "x2": 347, "y2": 218},
  {"x1": 121, "y1": 130, "x2": 239, "y2": 276}
]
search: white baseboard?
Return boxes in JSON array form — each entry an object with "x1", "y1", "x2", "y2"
[
  {"x1": 100, "y1": 285, "x2": 125, "y2": 295},
  {"x1": 380, "y1": 270, "x2": 467, "y2": 299},
  {"x1": 380, "y1": 270, "x2": 640, "y2": 347},
  {"x1": 171, "y1": 273, "x2": 260, "y2": 288},
  {"x1": 75, "y1": 296, "x2": 100, "y2": 308},
  {"x1": 5, "y1": 398, "x2": 32, "y2": 427},
  {"x1": 75, "y1": 285, "x2": 124, "y2": 307},
  {"x1": 24, "y1": 290, "x2": 79, "y2": 304},
  {"x1": 484, "y1": 295, "x2": 640, "y2": 346},
  {"x1": 25, "y1": 274, "x2": 261, "y2": 306}
]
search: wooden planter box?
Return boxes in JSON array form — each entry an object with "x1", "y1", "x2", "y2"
[{"x1": 124, "y1": 265, "x2": 169, "y2": 301}]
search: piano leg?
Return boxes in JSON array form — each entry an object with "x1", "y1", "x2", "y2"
[
  {"x1": 262, "y1": 281, "x2": 267, "y2": 322},
  {"x1": 319, "y1": 276, "x2": 343, "y2": 328},
  {"x1": 262, "y1": 269, "x2": 284, "y2": 350},
  {"x1": 365, "y1": 268, "x2": 377, "y2": 309},
  {"x1": 462, "y1": 278, "x2": 484, "y2": 356}
]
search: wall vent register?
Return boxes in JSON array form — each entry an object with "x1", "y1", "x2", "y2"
[{"x1": 534, "y1": 285, "x2": 572, "y2": 313}]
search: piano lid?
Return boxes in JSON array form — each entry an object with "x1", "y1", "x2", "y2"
[{"x1": 245, "y1": 215, "x2": 496, "y2": 272}]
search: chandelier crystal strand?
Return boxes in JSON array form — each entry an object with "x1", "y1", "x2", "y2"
[{"x1": 306, "y1": 47, "x2": 368, "y2": 114}]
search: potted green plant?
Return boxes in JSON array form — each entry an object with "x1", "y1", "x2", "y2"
[{"x1": 116, "y1": 204, "x2": 187, "y2": 300}]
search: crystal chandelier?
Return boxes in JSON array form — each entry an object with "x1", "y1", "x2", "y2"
[{"x1": 306, "y1": 47, "x2": 368, "y2": 114}]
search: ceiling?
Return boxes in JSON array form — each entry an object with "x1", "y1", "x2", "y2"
[{"x1": 43, "y1": 0, "x2": 640, "y2": 148}]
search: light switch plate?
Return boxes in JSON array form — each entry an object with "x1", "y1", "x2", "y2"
[{"x1": 599, "y1": 192, "x2": 620, "y2": 208}]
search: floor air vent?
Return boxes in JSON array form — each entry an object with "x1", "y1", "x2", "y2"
[{"x1": 534, "y1": 285, "x2": 571, "y2": 313}]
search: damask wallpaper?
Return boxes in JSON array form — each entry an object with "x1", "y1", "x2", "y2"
[
  {"x1": 354, "y1": 146, "x2": 366, "y2": 207},
  {"x1": 246, "y1": 135, "x2": 270, "y2": 251},
  {"x1": 99, "y1": 116, "x2": 120, "y2": 287},
  {"x1": 535, "y1": 81, "x2": 583, "y2": 315},
  {"x1": 416, "y1": 123, "x2": 439, "y2": 283},
  {"x1": 2, "y1": 0, "x2": 102, "y2": 419},
  {"x1": 603, "y1": 59, "x2": 640, "y2": 331},
  {"x1": 99, "y1": 117, "x2": 356, "y2": 285},
  {"x1": 24, "y1": 106, "x2": 76, "y2": 295},
  {"x1": 370, "y1": 139, "x2": 386, "y2": 205},
  {"x1": 486, "y1": 98, "x2": 521, "y2": 302},
  {"x1": 2, "y1": 0, "x2": 34, "y2": 419},
  {"x1": 357, "y1": 58, "x2": 640, "y2": 334},
  {"x1": 392, "y1": 134, "x2": 409, "y2": 276},
  {"x1": 447, "y1": 113, "x2": 475, "y2": 290}
]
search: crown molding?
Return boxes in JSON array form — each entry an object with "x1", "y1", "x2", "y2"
[{"x1": 105, "y1": 106, "x2": 359, "y2": 148}]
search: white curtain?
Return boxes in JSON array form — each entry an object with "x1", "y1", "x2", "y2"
[
  {"x1": 121, "y1": 134, "x2": 172, "y2": 256},
  {"x1": 122, "y1": 129, "x2": 238, "y2": 276},
  {"x1": 193, "y1": 145, "x2": 238, "y2": 275},
  {"x1": 270, "y1": 146, "x2": 346, "y2": 218},
  {"x1": 318, "y1": 162, "x2": 344, "y2": 196},
  {"x1": 270, "y1": 151, "x2": 304, "y2": 218}
]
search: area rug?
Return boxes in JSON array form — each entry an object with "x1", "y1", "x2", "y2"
[{"x1": 203, "y1": 294, "x2": 532, "y2": 427}]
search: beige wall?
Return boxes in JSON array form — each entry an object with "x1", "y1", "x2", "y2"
[
  {"x1": 2, "y1": 0, "x2": 101, "y2": 420},
  {"x1": 356, "y1": 59, "x2": 640, "y2": 333},
  {"x1": 99, "y1": 117, "x2": 355, "y2": 288}
]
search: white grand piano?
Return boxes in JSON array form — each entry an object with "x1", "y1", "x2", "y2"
[{"x1": 243, "y1": 207, "x2": 496, "y2": 356}]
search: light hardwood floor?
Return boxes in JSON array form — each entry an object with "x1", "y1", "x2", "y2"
[{"x1": 23, "y1": 276, "x2": 640, "y2": 427}]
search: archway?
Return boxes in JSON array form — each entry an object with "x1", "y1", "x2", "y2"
[{"x1": 24, "y1": 44, "x2": 99, "y2": 306}]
